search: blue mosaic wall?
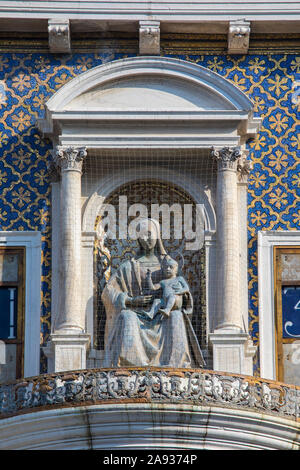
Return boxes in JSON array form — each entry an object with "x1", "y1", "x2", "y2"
[{"x1": 0, "y1": 51, "x2": 299, "y2": 374}]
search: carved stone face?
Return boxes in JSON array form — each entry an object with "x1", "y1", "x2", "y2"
[
  {"x1": 163, "y1": 259, "x2": 178, "y2": 278},
  {"x1": 137, "y1": 221, "x2": 158, "y2": 251}
]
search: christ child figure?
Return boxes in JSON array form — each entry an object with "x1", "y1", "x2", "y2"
[{"x1": 146, "y1": 256, "x2": 190, "y2": 318}]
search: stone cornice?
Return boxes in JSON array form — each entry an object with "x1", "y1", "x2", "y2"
[
  {"x1": 0, "y1": 367, "x2": 299, "y2": 421},
  {"x1": 0, "y1": 2, "x2": 299, "y2": 45},
  {"x1": 0, "y1": 1, "x2": 299, "y2": 21}
]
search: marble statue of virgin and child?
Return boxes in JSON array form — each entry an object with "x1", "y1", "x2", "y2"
[{"x1": 102, "y1": 218, "x2": 205, "y2": 368}]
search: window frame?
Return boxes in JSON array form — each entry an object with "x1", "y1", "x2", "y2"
[
  {"x1": 274, "y1": 246, "x2": 300, "y2": 383},
  {"x1": 258, "y1": 230, "x2": 300, "y2": 381},
  {"x1": 0, "y1": 246, "x2": 25, "y2": 378}
]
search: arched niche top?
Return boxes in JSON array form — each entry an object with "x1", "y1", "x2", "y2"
[
  {"x1": 39, "y1": 56, "x2": 260, "y2": 148},
  {"x1": 45, "y1": 56, "x2": 252, "y2": 112},
  {"x1": 82, "y1": 165, "x2": 216, "y2": 234}
]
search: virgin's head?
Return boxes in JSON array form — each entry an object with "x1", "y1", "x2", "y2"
[{"x1": 136, "y1": 218, "x2": 167, "y2": 256}]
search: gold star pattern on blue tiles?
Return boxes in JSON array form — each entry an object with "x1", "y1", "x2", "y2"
[{"x1": 0, "y1": 51, "x2": 298, "y2": 374}]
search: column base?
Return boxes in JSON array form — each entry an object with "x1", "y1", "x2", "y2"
[
  {"x1": 209, "y1": 329, "x2": 256, "y2": 375},
  {"x1": 43, "y1": 333, "x2": 90, "y2": 373}
]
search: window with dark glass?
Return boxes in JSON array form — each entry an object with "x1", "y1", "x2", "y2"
[
  {"x1": 274, "y1": 247, "x2": 300, "y2": 385},
  {"x1": 0, "y1": 248, "x2": 25, "y2": 382}
]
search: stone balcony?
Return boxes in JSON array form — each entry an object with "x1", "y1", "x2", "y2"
[{"x1": 0, "y1": 367, "x2": 300, "y2": 450}]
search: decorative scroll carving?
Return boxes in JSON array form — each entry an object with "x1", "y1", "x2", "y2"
[
  {"x1": 0, "y1": 368, "x2": 299, "y2": 420},
  {"x1": 48, "y1": 19, "x2": 71, "y2": 54},
  {"x1": 211, "y1": 146, "x2": 242, "y2": 171},
  {"x1": 237, "y1": 153, "x2": 253, "y2": 183},
  {"x1": 228, "y1": 19, "x2": 250, "y2": 55},
  {"x1": 139, "y1": 20, "x2": 160, "y2": 55},
  {"x1": 54, "y1": 146, "x2": 87, "y2": 172},
  {"x1": 47, "y1": 158, "x2": 61, "y2": 182}
]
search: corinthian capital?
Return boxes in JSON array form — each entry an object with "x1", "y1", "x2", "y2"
[
  {"x1": 55, "y1": 146, "x2": 87, "y2": 173},
  {"x1": 211, "y1": 146, "x2": 242, "y2": 171}
]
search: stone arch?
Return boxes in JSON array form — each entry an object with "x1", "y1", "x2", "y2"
[{"x1": 82, "y1": 165, "x2": 216, "y2": 234}]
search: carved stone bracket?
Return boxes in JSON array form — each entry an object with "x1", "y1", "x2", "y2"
[
  {"x1": 48, "y1": 19, "x2": 71, "y2": 54},
  {"x1": 54, "y1": 146, "x2": 87, "y2": 173},
  {"x1": 139, "y1": 20, "x2": 160, "y2": 55},
  {"x1": 228, "y1": 19, "x2": 250, "y2": 55},
  {"x1": 211, "y1": 146, "x2": 242, "y2": 171}
]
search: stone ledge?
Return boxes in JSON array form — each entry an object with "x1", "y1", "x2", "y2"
[
  {"x1": 1, "y1": 404, "x2": 300, "y2": 450},
  {"x1": 0, "y1": 367, "x2": 299, "y2": 421}
]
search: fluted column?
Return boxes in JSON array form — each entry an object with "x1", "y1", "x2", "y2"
[
  {"x1": 53, "y1": 146, "x2": 87, "y2": 332},
  {"x1": 212, "y1": 146, "x2": 242, "y2": 331}
]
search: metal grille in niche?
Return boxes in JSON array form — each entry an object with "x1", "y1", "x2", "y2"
[{"x1": 94, "y1": 180, "x2": 206, "y2": 355}]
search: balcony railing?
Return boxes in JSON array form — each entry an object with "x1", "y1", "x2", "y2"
[{"x1": 0, "y1": 367, "x2": 299, "y2": 420}]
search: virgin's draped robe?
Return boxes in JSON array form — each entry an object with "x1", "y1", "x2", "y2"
[{"x1": 102, "y1": 256, "x2": 195, "y2": 368}]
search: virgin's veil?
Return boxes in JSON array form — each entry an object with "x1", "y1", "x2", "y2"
[{"x1": 136, "y1": 217, "x2": 167, "y2": 257}]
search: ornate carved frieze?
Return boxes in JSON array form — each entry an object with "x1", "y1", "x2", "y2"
[
  {"x1": 228, "y1": 19, "x2": 250, "y2": 55},
  {"x1": 211, "y1": 146, "x2": 242, "y2": 171},
  {"x1": 54, "y1": 146, "x2": 87, "y2": 173},
  {"x1": 48, "y1": 19, "x2": 71, "y2": 54},
  {"x1": 0, "y1": 368, "x2": 299, "y2": 420},
  {"x1": 139, "y1": 20, "x2": 160, "y2": 55}
]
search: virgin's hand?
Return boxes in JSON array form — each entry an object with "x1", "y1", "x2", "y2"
[{"x1": 127, "y1": 295, "x2": 153, "y2": 307}]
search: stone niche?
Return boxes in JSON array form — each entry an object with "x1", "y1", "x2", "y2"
[
  {"x1": 39, "y1": 56, "x2": 260, "y2": 375},
  {"x1": 84, "y1": 166, "x2": 209, "y2": 364}
]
